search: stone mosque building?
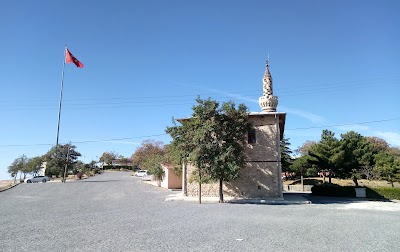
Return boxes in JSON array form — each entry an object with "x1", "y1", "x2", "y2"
[{"x1": 182, "y1": 59, "x2": 286, "y2": 199}]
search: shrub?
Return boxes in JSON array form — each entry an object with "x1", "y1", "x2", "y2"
[
  {"x1": 76, "y1": 172, "x2": 84, "y2": 179},
  {"x1": 311, "y1": 183, "x2": 356, "y2": 197}
]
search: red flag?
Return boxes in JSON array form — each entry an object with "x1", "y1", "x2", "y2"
[{"x1": 65, "y1": 48, "x2": 84, "y2": 68}]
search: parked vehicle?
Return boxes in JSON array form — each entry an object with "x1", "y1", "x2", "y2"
[
  {"x1": 135, "y1": 170, "x2": 148, "y2": 177},
  {"x1": 24, "y1": 176, "x2": 50, "y2": 183}
]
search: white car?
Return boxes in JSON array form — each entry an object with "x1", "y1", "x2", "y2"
[
  {"x1": 135, "y1": 170, "x2": 148, "y2": 177},
  {"x1": 25, "y1": 176, "x2": 50, "y2": 183}
]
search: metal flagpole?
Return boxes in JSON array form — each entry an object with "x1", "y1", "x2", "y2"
[{"x1": 56, "y1": 45, "x2": 67, "y2": 147}]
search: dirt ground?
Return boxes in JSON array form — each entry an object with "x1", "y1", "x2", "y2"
[{"x1": 0, "y1": 180, "x2": 14, "y2": 190}]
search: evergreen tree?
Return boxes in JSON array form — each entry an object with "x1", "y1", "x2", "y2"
[
  {"x1": 308, "y1": 130, "x2": 340, "y2": 182},
  {"x1": 280, "y1": 136, "x2": 293, "y2": 174},
  {"x1": 374, "y1": 152, "x2": 400, "y2": 187}
]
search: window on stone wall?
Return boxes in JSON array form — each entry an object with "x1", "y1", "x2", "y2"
[{"x1": 248, "y1": 129, "x2": 256, "y2": 143}]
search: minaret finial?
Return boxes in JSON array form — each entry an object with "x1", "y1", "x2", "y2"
[{"x1": 259, "y1": 55, "x2": 278, "y2": 112}]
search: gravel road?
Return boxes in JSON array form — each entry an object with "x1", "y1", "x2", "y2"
[{"x1": 1, "y1": 171, "x2": 399, "y2": 252}]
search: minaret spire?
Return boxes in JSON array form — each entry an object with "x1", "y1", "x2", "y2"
[{"x1": 258, "y1": 55, "x2": 278, "y2": 112}]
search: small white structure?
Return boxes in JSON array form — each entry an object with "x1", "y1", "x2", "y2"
[
  {"x1": 39, "y1": 162, "x2": 47, "y2": 176},
  {"x1": 160, "y1": 164, "x2": 182, "y2": 189}
]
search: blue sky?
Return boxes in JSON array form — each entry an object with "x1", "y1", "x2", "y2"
[{"x1": 1, "y1": 0, "x2": 399, "y2": 180}]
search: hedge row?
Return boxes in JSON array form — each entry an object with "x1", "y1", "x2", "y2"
[
  {"x1": 311, "y1": 183, "x2": 400, "y2": 200},
  {"x1": 311, "y1": 183, "x2": 355, "y2": 197}
]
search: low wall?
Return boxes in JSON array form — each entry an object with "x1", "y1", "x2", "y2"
[{"x1": 283, "y1": 185, "x2": 313, "y2": 192}]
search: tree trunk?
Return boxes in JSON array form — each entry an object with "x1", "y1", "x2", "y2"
[
  {"x1": 183, "y1": 159, "x2": 187, "y2": 196},
  {"x1": 328, "y1": 169, "x2": 332, "y2": 184},
  {"x1": 198, "y1": 168, "x2": 202, "y2": 204},
  {"x1": 14, "y1": 171, "x2": 18, "y2": 184},
  {"x1": 353, "y1": 175, "x2": 359, "y2": 187},
  {"x1": 219, "y1": 178, "x2": 224, "y2": 203},
  {"x1": 389, "y1": 175, "x2": 394, "y2": 187}
]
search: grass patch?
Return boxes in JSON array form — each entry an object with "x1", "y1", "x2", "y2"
[
  {"x1": 367, "y1": 187, "x2": 400, "y2": 200},
  {"x1": 311, "y1": 183, "x2": 400, "y2": 200},
  {"x1": 286, "y1": 177, "x2": 400, "y2": 188}
]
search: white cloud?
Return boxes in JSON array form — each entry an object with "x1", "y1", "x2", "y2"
[
  {"x1": 280, "y1": 106, "x2": 326, "y2": 124},
  {"x1": 173, "y1": 82, "x2": 259, "y2": 103},
  {"x1": 374, "y1": 131, "x2": 400, "y2": 147},
  {"x1": 335, "y1": 124, "x2": 369, "y2": 132},
  {"x1": 173, "y1": 82, "x2": 326, "y2": 125},
  {"x1": 200, "y1": 87, "x2": 259, "y2": 104}
]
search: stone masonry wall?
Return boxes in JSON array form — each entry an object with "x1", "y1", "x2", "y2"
[{"x1": 185, "y1": 114, "x2": 281, "y2": 199}]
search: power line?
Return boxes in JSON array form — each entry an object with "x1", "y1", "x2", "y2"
[
  {"x1": 0, "y1": 77, "x2": 398, "y2": 105},
  {"x1": 0, "y1": 134, "x2": 168, "y2": 148},
  {"x1": 1, "y1": 118, "x2": 398, "y2": 148},
  {"x1": 286, "y1": 118, "x2": 400, "y2": 130},
  {"x1": 0, "y1": 81, "x2": 397, "y2": 111}
]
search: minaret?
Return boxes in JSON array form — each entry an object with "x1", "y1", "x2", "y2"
[{"x1": 258, "y1": 57, "x2": 278, "y2": 112}]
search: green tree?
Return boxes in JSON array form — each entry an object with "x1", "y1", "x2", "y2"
[
  {"x1": 291, "y1": 156, "x2": 311, "y2": 176},
  {"x1": 210, "y1": 100, "x2": 250, "y2": 202},
  {"x1": 99, "y1": 151, "x2": 118, "y2": 166},
  {"x1": 89, "y1": 160, "x2": 97, "y2": 170},
  {"x1": 8, "y1": 155, "x2": 29, "y2": 182},
  {"x1": 25, "y1": 156, "x2": 44, "y2": 176},
  {"x1": 291, "y1": 155, "x2": 313, "y2": 187},
  {"x1": 374, "y1": 152, "x2": 400, "y2": 187},
  {"x1": 166, "y1": 117, "x2": 198, "y2": 196},
  {"x1": 167, "y1": 97, "x2": 250, "y2": 203},
  {"x1": 143, "y1": 155, "x2": 165, "y2": 186},
  {"x1": 308, "y1": 130, "x2": 340, "y2": 183},
  {"x1": 280, "y1": 136, "x2": 293, "y2": 174},
  {"x1": 336, "y1": 131, "x2": 375, "y2": 178},
  {"x1": 163, "y1": 143, "x2": 183, "y2": 176},
  {"x1": 44, "y1": 144, "x2": 81, "y2": 178},
  {"x1": 8, "y1": 159, "x2": 20, "y2": 181}
]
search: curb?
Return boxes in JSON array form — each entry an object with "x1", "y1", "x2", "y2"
[
  {"x1": 226, "y1": 199, "x2": 312, "y2": 205},
  {"x1": 165, "y1": 195, "x2": 311, "y2": 205},
  {"x1": 0, "y1": 182, "x2": 20, "y2": 192}
]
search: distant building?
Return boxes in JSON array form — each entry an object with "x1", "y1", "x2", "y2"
[
  {"x1": 39, "y1": 162, "x2": 47, "y2": 176},
  {"x1": 111, "y1": 159, "x2": 133, "y2": 167}
]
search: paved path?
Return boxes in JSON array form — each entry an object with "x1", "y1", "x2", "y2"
[{"x1": 1, "y1": 172, "x2": 399, "y2": 252}]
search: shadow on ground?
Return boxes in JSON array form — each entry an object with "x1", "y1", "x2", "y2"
[
  {"x1": 79, "y1": 180, "x2": 124, "y2": 183},
  {"x1": 302, "y1": 193, "x2": 393, "y2": 204}
]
